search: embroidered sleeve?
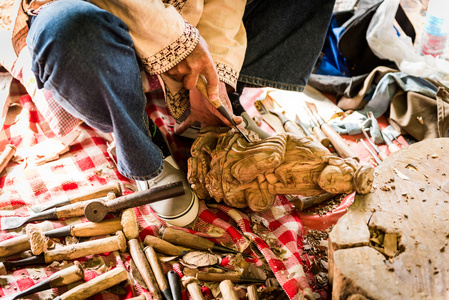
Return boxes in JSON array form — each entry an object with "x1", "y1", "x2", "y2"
[
  {"x1": 140, "y1": 21, "x2": 200, "y2": 75},
  {"x1": 216, "y1": 62, "x2": 239, "y2": 90}
]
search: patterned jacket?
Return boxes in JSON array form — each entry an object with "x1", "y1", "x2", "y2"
[{"x1": 11, "y1": 0, "x2": 247, "y2": 120}]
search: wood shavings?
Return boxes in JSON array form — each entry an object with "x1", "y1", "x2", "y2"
[
  {"x1": 180, "y1": 251, "x2": 220, "y2": 268},
  {"x1": 393, "y1": 168, "x2": 410, "y2": 181},
  {"x1": 304, "y1": 194, "x2": 346, "y2": 216},
  {"x1": 417, "y1": 116, "x2": 424, "y2": 124},
  {"x1": 65, "y1": 236, "x2": 79, "y2": 245}
]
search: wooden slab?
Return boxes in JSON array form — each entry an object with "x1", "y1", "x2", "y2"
[{"x1": 329, "y1": 138, "x2": 449, "y2": 299}]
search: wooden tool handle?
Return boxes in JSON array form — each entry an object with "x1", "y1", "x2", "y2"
[
  {"x1": 45, "y1": 231, "x2": 127, "y2": 263},
  {"x1": 182, "y1": 277, "x2": 204, "y2": 300},
  {"x1": 144, "y1": 246, "x2": 170, "y2": 294},
  {"x1": 388, "y1": 143, "x2": 401, "y2": 154},
  {"x1": 183, "y1": 268, "x2": 240, "y2": 282},
  {"x1": 320, "y1": 122, "x2": 358, "y2": 160},
  {"x1": 128, "y1": 239, "x2": 162, "y2": 300},
  {"x1": 284, "y1": 121, "x2": 306, "y2": 138},
  {"x1": 55, "y1": 200, "x2": 92, "y2": 219},
  {"x1": 247, "y1": 285, "x2": 260, "y2": 300},
  {"x1": 59, "y1": 267, "x2": 127, "y2": 300},
  {"x1": 0, "y1": 235, "x2": 30, "y2": 257},
  {"x1": 71, "y1": 218, "x2": 123, "y2": 237},
  {"x1": 0, "y1": 144, "x2": 16, "y2": 174},
  {"x1": 196, "y1": 75, "x2": 221, "y2": 108},
  {"x1": 219, "y1": 280, "x2": 239, "y2": 300},
  {"x1": 69, "y1": 181, "x2": 122, "y2": 204},
  {"x1": 312, "y1": 126, "x2": 331, "y2": 147},
  {"x1": 143, "y1": 235, "x2": 184, "y2": 257},
  {"x1": 162, "y1": 227, "x2": 214, "y2": 252},
  {"x1": 49, "y1": 261, "x2": 84, "y2": 287}
]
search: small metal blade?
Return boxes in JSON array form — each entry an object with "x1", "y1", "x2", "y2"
[
  {"x1": 217, "y1": 106, "x2": 251, "y2": 143},
  {"x1": 1, "y1": 216, "x2": 31, "y2": 231}
]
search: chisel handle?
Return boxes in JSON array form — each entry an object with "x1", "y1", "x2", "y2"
[
  {"x1": 143, "y1": 235, "x2": 185, "y2": 257},
  {"x1": 311, "y1": 125, "x2": 331, "y2": 147},
  {"x1": 57, "y1": 267, "x2": 128, "y2": 300},
  {"x1": 197, "y1": 75, "x2": 222, "y2": 108},
  {"x1": 320, "y1": 122, "x2": 359, "y2": 160},
  {"x1": 162, "y1": 227, "x2": 214, "y2": 252}
]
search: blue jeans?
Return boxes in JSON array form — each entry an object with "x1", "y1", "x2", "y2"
[
  {"x1": 241, "y1": 0, "x2": 335, "y2": 92},
  {"x1": 27, "y1": 0, "x2": 164, "y2": 180},
  {"x1": 27, "y1": 0, "x2": 334, "y2": 180}
]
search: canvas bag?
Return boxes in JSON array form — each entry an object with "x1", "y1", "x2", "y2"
[{"x1": 389, "y1": 86, "x2": 449, "y2": 141}]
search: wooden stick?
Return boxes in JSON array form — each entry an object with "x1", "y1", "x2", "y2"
[
  {"x1": 247, "y1": 285, "x2": 259, "y2": 300},
  {"x1": 182, "y1": 276, "x2": 204, "y2": 300},
  {"x1": 128, "y1": 239, "x2": 162, "y2": 300},
  {"x1": 143, "y1": 235, "x2": 184, "y2": 257},
  {"x1": 121, "y1": 208, "x2": 139, "y2": 240},
  {"x1": 144, "y1": 246, "x2": 173, "y2": 300},
  {"x1": 0, "y1": 144, "x2": 16, "y2": 174},
  {"x1": 219, "y1": 280, "x2": 239, "y2": 300},
  {"x1": 49, "y1": 262, "x2": 85, "y2": 287},
  {"x1": 183, "y1": 268, "x2": 240, "y2": 282},
  {"x1": 0, "y1": 219, "x2": 123, "y2": 258},
  {"x1": 58, "y1": 267, "x2": 127, "y2": 300},
  {"x1": 44, "y1": 231, "x2": 127, "y2": 263}
]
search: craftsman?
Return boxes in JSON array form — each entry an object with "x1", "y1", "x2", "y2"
[{"x1": 12, "y1": 0, "x2": 335, "y2": 226}]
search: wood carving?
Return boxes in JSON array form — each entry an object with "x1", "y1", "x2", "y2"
[
  {"x1": 187, "y1": 127, "x2": 374, "y2": 212},
  {"x1": 329, "y1": 138, "x2": 449, "y2": 299}
]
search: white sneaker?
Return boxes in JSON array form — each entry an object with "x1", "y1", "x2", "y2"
[{"x1": 136, "y1": 156, "x2": 199, "y2": 227}]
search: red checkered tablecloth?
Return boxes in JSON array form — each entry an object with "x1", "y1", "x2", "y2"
[{"x1": 0, "y1": 74, "x2": 406, "y2": 300}]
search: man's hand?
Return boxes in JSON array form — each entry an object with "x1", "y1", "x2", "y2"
[
  {"x1": 165, "y1": 36, "x2": 220, "y2": 104},
  {"x1": 175, "y1": 81, "x2": 243, "y2": 135}
]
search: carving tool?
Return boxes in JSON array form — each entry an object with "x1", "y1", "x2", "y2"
[
  {"x1": 2, "y1": 262, "x2": 84, "y2": 300},
  {"x1": 196, "y1": 75, "x2": 250, "y2": 143},
  {"x1": 294, "y1": 115, "x2": 319, "y2": 143},
  {"x1": 247, "y1": 285, "x2": 260, "y2": 300},
  {"x1": 359, "y1": 125, "x2": 388, "y2": 161},
  {"x1": 167, "y1": 271, "x2": 182, "y2": 300},
  {"x1": 84, "y1": 181, "x2": 184, "y2": 223},
  {"x1": 31, "y1": 181, "x2": 122, "y2": 213},
  {"x1": 290, "y1": 193, "x2": 336, "y2": 211},
  {"x1": 359, "y1": 139, "x2": 382, "y2": 165},
  {"x1": 145, "y1": 246, "x2": 173, "y2": 300},
  {"x1": 0, "y1": 218, "x2": 123, "y2": 257},
  {"x1": 381, "y1": 130, "x2": 401, "y2": 154},
  {"x1": 183, "y1": 268, "x2": 266, "y2": 284},
  {"x1": 128, "y1": 239, "x2": 162, "y2": 300},
  {"x1": 53, "y1": 267, "x2": 128, "y2": 300},
  {"x1": 182, "y1": 276, "x2": 204, "y2": 300},
  {"x1": 1, "y1": 199, "x2": 103, "y2": 230},
  {"x1": 220, "y1": 280, "x2": 239, "y2": 300},
  {"x1": 0, "y1": 231, "x2": 127, "y2": 275},
  {"x1": 240, "y1": 112, "x2": 272, "y2": 139},
  {"x1": 162, "y1": 227, "x2": 250, "y2": 258},
  {"x1": 304, "y1": 106, "x2": 331, "y2": 147},
  {"x1": 305, "y1": 102, "x2": 358, "y2": 160},
  {"x1": 268, "y1": 109, "x2": 306, "y2": 137},
  {"x1": 143, "y1": 235, "x2": 229, "y2": 271}
]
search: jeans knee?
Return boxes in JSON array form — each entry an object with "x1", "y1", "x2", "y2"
[{"x1": 27, "y1": 0, "x2": 129, "y2": 60}]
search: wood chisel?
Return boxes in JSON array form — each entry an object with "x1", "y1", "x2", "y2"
[
  {"x1": 268, "y1": 109, "x2": 306, "y2": 137},
  {"x1": 196, "y1": 75, "x2": 250, "y2": 143},
  {"x1": 359, "y1": 125, "x2": 388, "y2": 161}
]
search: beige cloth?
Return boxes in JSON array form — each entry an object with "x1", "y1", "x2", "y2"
[{"x1": 389, "y1": 86, "x2": 449, "y2": 141}]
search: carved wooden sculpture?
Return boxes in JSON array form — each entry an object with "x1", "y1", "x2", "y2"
[{"x1": 187, "y1": 127, "x2": 374, "y2": 212}]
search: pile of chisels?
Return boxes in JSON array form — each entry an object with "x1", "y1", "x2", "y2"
[{"x1": 0, "y1": 180, "x2": 265, "y2": 300}]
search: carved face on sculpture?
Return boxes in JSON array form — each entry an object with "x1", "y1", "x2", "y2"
[{"x1": 318, "y1": 165, "x2": 354, "y2": 194}]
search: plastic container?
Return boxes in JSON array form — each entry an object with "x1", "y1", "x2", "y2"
[{"x1": 418, "y1": 0, "x2": 449, "y2": 57}]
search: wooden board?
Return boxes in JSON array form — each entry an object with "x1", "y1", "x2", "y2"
[{"x1": 329, "y1": 138, "x2": 449, "y2": 299}]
